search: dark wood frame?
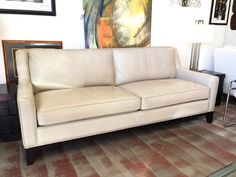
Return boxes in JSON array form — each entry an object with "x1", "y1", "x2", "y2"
[
  {"x1": 2, "y1": 40, "x2": 63, "y2": 84},
  {"x1": 0, "y1": 0, "x2": 56, "y2": 16},
  {"x1": 209, "y1": 0, "x2": 232, "y2": 25}
]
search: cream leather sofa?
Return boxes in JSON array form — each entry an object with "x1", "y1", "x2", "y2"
[{"x1": 16, "y1": 47, "x2": 219, "y2": 165}]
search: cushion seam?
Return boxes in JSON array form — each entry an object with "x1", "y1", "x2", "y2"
[
  {"x1": 133, "y1": 88, "x2": 209, "y2": 99},
  {"x1": 37, "y1": 98, "x2": 140, "y2": 114},
  {"x1": 142, "y1": 98, "x2": 209, "y2": 110}
]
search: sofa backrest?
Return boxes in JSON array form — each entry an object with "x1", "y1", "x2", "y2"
[
  {"x1": 19, "y1": 47, "x2": 180, "y2": 92},
  {"x1": 113, "y1": 47, "x2": 178, "y2": 85},
  {"x1": 28, "y1": 49, "x2": 115, "y2": 91}
]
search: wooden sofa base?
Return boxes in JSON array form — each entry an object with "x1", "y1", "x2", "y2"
[
  {"x1": 206, "y1": 112, "x2": 214, "y2": 123},
  {"x1": 25, "y1": 148, "x2": 38, "y2": 165},
  {"x1": 25, "y1": 112, "x2": 214, "y2": 165}
]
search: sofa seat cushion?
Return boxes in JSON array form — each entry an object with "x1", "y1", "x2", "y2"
[
  {"x1": 120, "y1": 79, "x2": 209, "y2": 110},
  {"x1": 35, "y1": 86, "x2": 141, "y2": 126}
]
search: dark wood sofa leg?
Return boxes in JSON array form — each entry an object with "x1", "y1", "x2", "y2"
[
  {"x1": 206, "y1": 112, "x2": 214, "y2": 123},
  {"x1": 25, "y1": 148, "x2": 37, "y2": 165}
]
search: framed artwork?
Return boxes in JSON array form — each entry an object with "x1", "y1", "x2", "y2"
[
  {"x1": 2, "y1": 40, "x2": 63, "y2": 83},
  {"x1": 83, "y1": 0, "x2": 152, "y2": 48},
  {"x1": 0, "y1": 0, "x2": 56, "y2": 16},
  {"x1": 209, "y1": 0, "x2": 231, "y2": 25}
]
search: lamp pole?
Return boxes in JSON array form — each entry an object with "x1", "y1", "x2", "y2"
[{"x1": 189, "y1": 20, "x2": 204, "y2": 71}]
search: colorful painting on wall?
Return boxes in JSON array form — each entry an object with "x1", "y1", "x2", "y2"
[{"x1": 83, "y1": 0, "x2": 152, "y2": 48}]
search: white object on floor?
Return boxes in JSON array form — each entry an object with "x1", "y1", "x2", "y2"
[{"x1": 214, "y1": 46, "x2": 236, "y2": 95}]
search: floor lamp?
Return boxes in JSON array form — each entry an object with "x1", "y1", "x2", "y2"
[
  {"x1": 190, "y1": 43, "x2": 201, "y2": 71},
  {"x1": 189, "y1": 20, "x2": 212, "y2": 71},
  {"x1": 189, "y1": 20, "x2": 204, "y2": 71}
]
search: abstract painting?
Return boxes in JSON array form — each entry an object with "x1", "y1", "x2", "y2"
[{"x1": 83, "y1": 0, "x2": 152, "y2": 48}]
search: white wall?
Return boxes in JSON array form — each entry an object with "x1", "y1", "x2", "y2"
[
  {"x1": 0, "y1": 0, "x2": 227, "y2": 84},
  {"x1": 151, "y1": 0, "x2": 226, "y2": 70},
  {"x1": 0, "y1": 0, "x2": 85, "y2": 84}
]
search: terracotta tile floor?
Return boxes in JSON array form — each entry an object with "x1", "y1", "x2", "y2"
[{"x1": 0, "y1": 102, "x2": 236, "y2": 177}]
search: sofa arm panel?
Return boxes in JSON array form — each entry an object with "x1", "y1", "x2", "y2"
[
  {"x1": 17, "y1": 81, "x2": 37, "y2": 148},
  {"x1": 176, "y1": 68, "x2": 219, "y2": 112},
  {"x1": 15, "y1": 50, "x2": 31, "y2": 81},
  {"x1": 16, "y1": 50, "x2": 37, "y2": 148}
]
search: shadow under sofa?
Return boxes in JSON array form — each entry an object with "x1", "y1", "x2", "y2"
[{"x1": 16, "y1": 47, "x2": 219, "y2": 165}]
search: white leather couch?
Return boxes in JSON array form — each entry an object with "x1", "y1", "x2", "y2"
[
  {"x1": 16, "y1": 47, "x2": 219, "y2": 165},
  {"x1": 214, "y1": 46, "x2": 236, "y2": 94}
]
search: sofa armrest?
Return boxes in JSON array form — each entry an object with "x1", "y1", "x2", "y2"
[
  {"x1": 16, "y1": 49, "x2": 38, "y2": 148},
  {"x1": 176, "y1": 68, "x2": 219, "y2": 112},
  {"x1": 17, "y1": 81, "x2": 37, "y2": 148}
]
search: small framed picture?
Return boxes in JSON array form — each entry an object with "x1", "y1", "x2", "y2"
[
  {"x1": 2, "y1": 40, "x2": 63, "y2": 83},
  {"x1": 0, "y1": 0, "x2": 56, "y2": 16},
  {"x1": 209, "y1": 0, "x2": 232, "y2": 25}
]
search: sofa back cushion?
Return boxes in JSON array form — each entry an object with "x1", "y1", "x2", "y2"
[
  {"x1": 113, "y1": 47, "x2": 177, "y2": 85},
  {"x1": 28, "y1": 49, "x2": 115, "y2": 91}
]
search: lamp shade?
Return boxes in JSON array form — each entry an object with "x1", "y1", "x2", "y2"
[{"x1": 185, "y1": 20, "x2": 214, "y2": 43}]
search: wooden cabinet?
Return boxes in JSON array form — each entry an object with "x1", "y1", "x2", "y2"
[{"x1": 0, "y1": 83, "x2": 21, "y2": 141}]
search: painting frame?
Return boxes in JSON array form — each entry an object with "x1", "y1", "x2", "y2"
[
  {"x1": 2, "y1": 40, "x2": 63, "y2": 84},
  {"x1": 0, "y1": 0, "x2": 56, "y2": 16},
  {"x1": 209, "y1": 0, "x2": 231, "y2": 25}
]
